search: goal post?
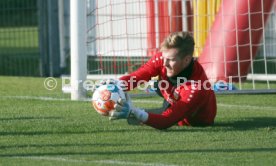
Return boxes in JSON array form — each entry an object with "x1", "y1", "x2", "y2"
[{"x1": 70, "y1": 0, "x2": 87, "y2": 100}]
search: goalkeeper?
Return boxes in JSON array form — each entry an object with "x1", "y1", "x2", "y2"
[{"x1": 110, "y1": 32, "x2": 217, "y2": 129}]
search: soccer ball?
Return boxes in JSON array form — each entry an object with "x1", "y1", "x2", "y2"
[{"x1": 92, "y1": 84, "x2": 125, "y2": 116}]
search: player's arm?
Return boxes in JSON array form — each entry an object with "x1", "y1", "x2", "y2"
[
  {"x1": 110, "y1": 87, "x2": 201, "y2": 130},
  {"x1": 111, "y1": 94, "x2": 196, "y2": 129},
  {"x1": 144, "y1": 103, "x2": 191, "y2": 130},
  {"x1": 144, "y1": 88, "x2": 201, "y2": 129},
  {"x1": 119, "y1": 53, "x2": 163, "y2": 91}
]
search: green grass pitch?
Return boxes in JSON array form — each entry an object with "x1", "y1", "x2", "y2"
[{"x1": 0, "y1": 76, "x2": 275, "y2": 166}]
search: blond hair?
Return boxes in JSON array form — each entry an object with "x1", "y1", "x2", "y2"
[{"x1": 160, "y1": 32, "x2": 195, "y2": 58}]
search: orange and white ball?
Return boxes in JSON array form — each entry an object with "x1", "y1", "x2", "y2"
[{"x1": 92, "y1": 84, "x2": 125, "y2": 116}]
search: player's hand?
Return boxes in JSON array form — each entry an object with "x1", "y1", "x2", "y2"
[
  {"x1": 109, "y1": 93, "x2": 148, "y2": 122},
  {"x1": 96, "y1": 78, "x2": 126, "y2": 91},
  {"x1": 99, "y1": 78, "x2": 117, "y2": 85},
  {"x1": 109, "y1": 98, "x2": 131, "y2": 120},
  {"x1": 109, "y1": 93, "x2": 133, "y2": 120},
  {"x1": 95, "y1": 78, "x2": 116, "y2": 88}
]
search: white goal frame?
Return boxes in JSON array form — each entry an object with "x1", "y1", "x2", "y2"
[{"x1": 68, "y1": 0, "x2": 276, "y2": 100}]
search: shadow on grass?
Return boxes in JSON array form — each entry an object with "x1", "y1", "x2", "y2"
[
  {"x1": 0, "y1": 115, "x2": 152, "y2": 136},
  {"x1": 0, "y1": 129, "x2": 136, "y2": 136},
  {"x1": 0, "y1": 127, "x2": 153, "y2": 136},
  {"x1": 1, "y1": 147, "x2": 276, "y2": 157},
  {"x1": 214, "y1": 117, "x2": 276, "y2": 130},
  {"x1": 0, "y1": 143, "x2": 134, "y2": 150},
  {"x1": 169, "y1": 117, "x2": 276, "y2": 132}
]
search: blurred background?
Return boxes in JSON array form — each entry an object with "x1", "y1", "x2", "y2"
[{"x1": 1, "y1": 0, "x2": 276, "y2": 92}]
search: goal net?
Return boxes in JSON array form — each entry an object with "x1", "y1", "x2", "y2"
[{"x1": 70, "y1": 0, "x2": 276, "y2": 99}]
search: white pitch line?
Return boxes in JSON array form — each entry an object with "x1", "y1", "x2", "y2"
[
  {"x1": 0, "y1": 95, "x2": 71, "y2": 101},
  {"x1": 1, "y1": 95, "x2": 275, "y2": 111},
  {"x1": 12, "y1": 156, "x2": 178, "y2": 166}
]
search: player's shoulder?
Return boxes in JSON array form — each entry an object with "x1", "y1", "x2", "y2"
[
  {"x1": 151, "y1": 52, "x2": 163, "y2": 61},
  {"x1": 148, "y1": 52, "x2": 163, "y2": 66},
  {"x1": 154, "y1": 52, "x2": 163, "y2": 58}
]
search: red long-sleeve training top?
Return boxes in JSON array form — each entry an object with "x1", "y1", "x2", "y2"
[{"x1": 120, "y1": 52, "x2": 217, "y2": 129}]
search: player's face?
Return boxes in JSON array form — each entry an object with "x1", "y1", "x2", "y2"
[{"x1": 162, "y1": 48, "x2": 192, "y2": 77}]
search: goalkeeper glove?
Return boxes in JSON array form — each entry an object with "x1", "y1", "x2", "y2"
[{"x1": 109, "y1": 93, "x2": 148, "y2": 122}]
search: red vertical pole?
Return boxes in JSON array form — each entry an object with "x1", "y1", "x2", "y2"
[
  {"x1": 171, "y1": 0, "x2": 182, "y2": 32},
  {"x1": 146, "y1": 0, "x2": 156, "y2": 56},
  {"x1": 186, "y1": 0, "x2": 193, "y2": 32},
  {"x1": 158, "y1": 0, "x2": 170, "y2": 45}
]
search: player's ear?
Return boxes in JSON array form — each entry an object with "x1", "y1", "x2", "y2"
[
  {"x1": 181, "y1": 55, "x2": 192, "y2": 66},
  {"x1": 184, "y1": 55, "x2": 192, "y2": 63}
]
